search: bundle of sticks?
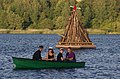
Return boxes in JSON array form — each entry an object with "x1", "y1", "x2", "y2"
[{"x1": 58, "y1": 11, "x2": 92, "y2": 46}]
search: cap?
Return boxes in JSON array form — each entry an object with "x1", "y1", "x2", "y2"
[
  {"x1": 39, "y1": 45, "x2": 43, "y2": 48},
  {"x1": 49, "y1": 47, "x2": 53, "y2": 49},
  {"x1": 60, "y1": 48, "x2": 64, "y2": 51}
]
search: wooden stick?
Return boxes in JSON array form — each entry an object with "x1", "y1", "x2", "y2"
[{"x1": 57, "y1": 34, "x2": 65, "y2": 37}]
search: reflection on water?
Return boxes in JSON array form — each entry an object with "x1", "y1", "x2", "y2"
[{"x1": 0, "y1": 34, "x2": 120, "y2": 79}]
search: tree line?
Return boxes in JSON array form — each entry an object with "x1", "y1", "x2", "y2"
[{"x1": 0, "y1": 0, "x2": 119, "y2": 32}]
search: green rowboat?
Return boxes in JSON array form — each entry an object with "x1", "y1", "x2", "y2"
[{"x1": 12, "y1": 57, "x2": 85, "y2": 69}]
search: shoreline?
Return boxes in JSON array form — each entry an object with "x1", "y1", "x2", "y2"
[{"x1": 0, "y1": 29, "x2": 119, "y2": 34}]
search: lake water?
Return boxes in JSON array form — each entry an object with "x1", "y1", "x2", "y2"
[{"x1": 0, "y1": 34, "x2": 120, "y2": 79}]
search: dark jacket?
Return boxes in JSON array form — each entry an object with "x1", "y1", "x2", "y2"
[
  {"x1": 57, "y1": 53, "x2": 63, "y2": 62},
  {"x1": 33, "y1": 50, "x2": 42, "y2": 60}
]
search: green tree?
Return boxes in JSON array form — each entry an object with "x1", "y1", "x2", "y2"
[
  {"x1": 0, "y1": 11, "x2": 9, "y2": 29},
  {"x1": 7, "y1": 11, "x2": 23, "y2": 29},
  {"x1": 39, "y1": 18, "x2": 53, "y2": 30},
  {"x1": 55, "y1": 16, "x2": 66, "y2": 29},
  {"x1": 0, "y1": 0, "x2": 119, "y2": 31}
]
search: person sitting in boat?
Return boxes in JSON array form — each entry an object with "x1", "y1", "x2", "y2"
[
  {"x1": 57, "y1": 48, "x2": 64, "y2": 62},
  {"x1": 32, "y1": 45, "x2": 43, "y2": 60},
  {"x1": 65, "y1": 47, "x2": 76, "y2": 62},
  {"x1": 45, "y1": 47, "x2": 55, "y2": 61}
]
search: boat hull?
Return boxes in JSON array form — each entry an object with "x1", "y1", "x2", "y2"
[{"x1": 12, "y1": 57, "x2": 85, "y2": 69}]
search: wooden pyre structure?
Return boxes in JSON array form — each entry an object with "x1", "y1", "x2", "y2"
[{"x1": 56, "y1": 8, "x2": 96, "y2": 49}]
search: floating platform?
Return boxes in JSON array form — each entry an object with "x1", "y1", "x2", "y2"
[
  {"x1": 56, "y1": 45, "x2": 96, "y2": 49},
  {"x1": 56, "y1": 42, "x2": 96, "y2": 49}
]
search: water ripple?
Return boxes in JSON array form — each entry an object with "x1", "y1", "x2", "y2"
[{"x1": 0, "y1": 34, "x2": 120, "y2": 79}]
